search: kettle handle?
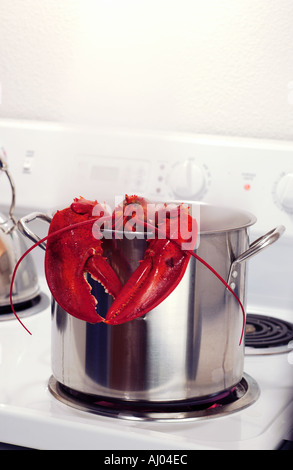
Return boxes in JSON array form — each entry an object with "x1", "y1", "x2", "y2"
[
  {"x1": 17, "y1": 212, "x2": 52, "y2": 251},
  {"x1": 0, "y1": 151, "x2": 17, "y2": 234},
  {"x1": 227, "y1": 225, "x2": 286, "y2": 288}
]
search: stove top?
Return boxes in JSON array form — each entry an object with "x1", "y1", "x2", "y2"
[{"x1": 0, "y1": 281, "x2": 292, "y2": 450}]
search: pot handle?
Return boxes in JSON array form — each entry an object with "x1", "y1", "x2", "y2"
[
  {"x1": 17, "y1": 212, "x2": 52, "y2": 251},
  {"x1": 227, "y1": 225, "x2": 286, "y2": 289}
]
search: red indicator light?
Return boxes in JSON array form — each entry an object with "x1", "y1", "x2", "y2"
[{"x1": 244, "y1": 184, "x2": 251, "y2": 191}]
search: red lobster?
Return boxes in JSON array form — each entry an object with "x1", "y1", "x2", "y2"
[{"x1": 10, "y1": 195, "x2": 245, "y2": 344}]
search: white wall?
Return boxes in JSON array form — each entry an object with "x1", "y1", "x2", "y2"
[{"x1": 0, "y1": 0, "x2": 292, "y2": 140}]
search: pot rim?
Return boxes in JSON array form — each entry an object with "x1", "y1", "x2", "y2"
[
  {"x1": 196, "y1": 202, "x2": 257, "y2": 234},
  {"x1": 99, "y1": 201, "x2": 257, "y2": 237},
  {"x1": 19, "y1": 201, "x2": 258, "y2": 250}
]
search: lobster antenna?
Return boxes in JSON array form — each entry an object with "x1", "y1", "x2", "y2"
[
  {"x1": 11, "y1": 212, "x2": 245, "y2": 345},
  {"x1": 10, "y1": 236, "x2": 48, "y2": 335}
]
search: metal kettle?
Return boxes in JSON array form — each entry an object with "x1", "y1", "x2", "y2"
[{"x1": 0, "y1": 153, "x2": 39, "y2": 308}]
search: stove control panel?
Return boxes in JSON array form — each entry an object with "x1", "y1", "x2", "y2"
[{"x1": 0, "y1": 119, "x2": 292, "y2": 238}]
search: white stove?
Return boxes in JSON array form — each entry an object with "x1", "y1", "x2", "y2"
[{"x1": 0, "y1": 120, "x2": 292, "y2": 450}]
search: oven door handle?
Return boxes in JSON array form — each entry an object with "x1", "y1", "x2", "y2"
[
  {"x1": 18, "y1": 212, "x2": 52, "y2": 251},
  {"x1": 227, "y1": 225, "x2": 286, "y2": 288}
]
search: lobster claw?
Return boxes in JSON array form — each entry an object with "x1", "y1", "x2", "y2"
[
  {"x1": 105, "y1": 239, "x2": 194, "y2": 325},
  {"x1": 106, "y1": 201, "x2": 198, "y2": 325},
  {"x1": 45, "y1": 197, "x2": 122, "y2": 323}
]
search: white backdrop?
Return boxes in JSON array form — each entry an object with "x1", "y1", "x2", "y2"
[{"x1": 0, "y1": 0, "x2": 292, "y2": 140}]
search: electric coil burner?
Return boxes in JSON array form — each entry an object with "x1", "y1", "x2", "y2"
[
  {"x1": 48, "y1": 373, "x2": 260, "y2": 422},
  {"x1": 245, "y1": 313, "x2": 293, "y2": 355}
]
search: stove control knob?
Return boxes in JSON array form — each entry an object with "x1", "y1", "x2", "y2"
[
  {"x1": 275, "y1": 173, "x2": 293, "y2": 213},
  {"x1": 168, "y1": 160, "x2": 206, "y2": 199}
]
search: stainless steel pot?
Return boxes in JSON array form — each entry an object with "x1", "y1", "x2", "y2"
[
  {"x1": 19, "y1": 203, "x2": 285, "y2": 402},
  {"x1": 0, "y1": 156, "x2": 39, "y2": 307}
]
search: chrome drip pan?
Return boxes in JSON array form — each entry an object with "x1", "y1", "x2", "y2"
[{"x1": 48, "y1": 373, "x2": 260, "y2": 422}]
